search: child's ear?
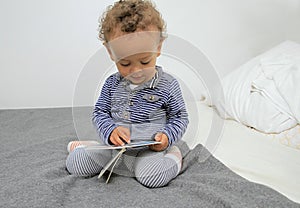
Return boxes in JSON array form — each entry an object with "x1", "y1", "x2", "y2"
[{"x1": 103, "y1": 42, "x2": 115, "y2": 61}]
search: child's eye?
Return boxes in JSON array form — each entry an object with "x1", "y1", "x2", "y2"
[
  {"x1": 141, "y1": 60, "x2": 151, "y2": 65},
  {"x1": 120, "y1": 63, "x2": 130, "y2": 67}
]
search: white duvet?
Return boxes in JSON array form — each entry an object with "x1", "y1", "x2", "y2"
[
  {"x1": 210, "y1": 40, "x2": 300, "y2": 133},
  {"x1": 252, "y1": 46, "x2": 300, "y2": 125}
]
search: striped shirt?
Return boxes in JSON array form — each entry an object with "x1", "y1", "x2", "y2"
[{"x1": 92, "y1": 66, "x2": 189, "y2": 147}]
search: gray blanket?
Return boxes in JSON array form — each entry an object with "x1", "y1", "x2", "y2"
[{"x1": 1, "y1": 108, "x2": 299, "y2": 208}]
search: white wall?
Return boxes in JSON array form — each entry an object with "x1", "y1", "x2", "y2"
[
  {"x1": 0, "y1": 0, "x2": 298, "y2": 109},
  {"x1": 157, "y1": 0, "x2": 289, "y2": 75},
  {"x1": 286, "y1": 0, "x2": 300, "y2": 42}
]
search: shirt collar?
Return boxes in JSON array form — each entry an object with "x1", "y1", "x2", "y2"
[{"x1": 117, "y1": 65, "x2": 162, "y2": 90}]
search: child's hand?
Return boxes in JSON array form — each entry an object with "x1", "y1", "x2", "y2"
[
  {"x1": 150, "y1": 132, "x2": 169, "y2": 151},
  {"x1": 109, "y1": 126, "x2": 130, "y2": 146}
]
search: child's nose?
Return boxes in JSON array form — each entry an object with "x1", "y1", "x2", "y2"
[{"x1": 130, "y1": 65, "x2": 140, "y2": 73}]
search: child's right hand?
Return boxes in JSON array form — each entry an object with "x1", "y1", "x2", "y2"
[{"x1": 109, "y1": 126, "x2": 130, "y2": 146}]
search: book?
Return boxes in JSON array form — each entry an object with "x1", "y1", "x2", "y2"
[
  {"x1": 85, "y1": 140, "x2": 162, "y2": 150},
  {"x1": 85, "y1": 140, "x2": 161, "y2": 183}
]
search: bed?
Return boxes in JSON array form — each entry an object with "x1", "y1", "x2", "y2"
[
  {"x1": 195, "y1": 104, "x2": 300, "y2": 203},
  {"x1": 197, "y1": 40, "x2": 300, "y2": 203}
]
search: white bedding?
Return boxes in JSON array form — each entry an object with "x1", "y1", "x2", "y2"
[
  {"x1": 206, "y1": 40, "x2": 300, "y2": 134},
  {"x1": 183, "y1": 103, "x2": 300, "y2": 203}
]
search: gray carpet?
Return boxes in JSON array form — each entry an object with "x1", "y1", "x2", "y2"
[{"x1": 1, "y1": 107, "x2": 299, "y2": 208}]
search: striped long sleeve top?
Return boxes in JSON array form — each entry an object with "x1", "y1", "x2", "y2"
[{"x1": 92, "y1": 66, "x2": 189, "y2": 147}]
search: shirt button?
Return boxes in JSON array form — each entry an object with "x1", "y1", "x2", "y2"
[{"x1": 123, "y1": 112, "x2": 129, "y2": 119}]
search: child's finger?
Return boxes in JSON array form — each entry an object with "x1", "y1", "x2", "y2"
[
  {"x1": 154, "y1": 133, "x2": 162, "y2": 142},
  {"x1": 118, "y1": 127, "x2": 131, "y2": 143},
  {"x1": 110, "y1": 136, "x2": 117, "y2": 146},
  {"x1": 161, "y1": 134, "x2": 168, "y2": 144},
  {"x1": 119, "y1": 133, "x2": 130, "y2": 143},
  {"x1": 110, "y1": 134, "x2": 124, "y2": 146},
  {"x1": 116, "y1": 137, "x2": 126, "y2": 146}
]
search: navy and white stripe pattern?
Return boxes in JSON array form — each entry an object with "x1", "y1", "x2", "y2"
[
  {"x1": 134, "y1": 150, "x2": 179, "y2": 188},
  {"x1": 66, "y1": 147, "x2": 180, "y2": 188},
  {"x1": 66, "y1": 147, "x2": 112, "y2": 176},
  {"x1": 92, "y1": 66, "x2": 189, "y2": 146}
]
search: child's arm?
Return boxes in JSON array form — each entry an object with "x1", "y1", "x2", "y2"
[
  {"x1": 92, "y1": 75, "x2": 119, "y2": 145},
  {"x1": 161, "y1": 79, "x2": 189, "y2": 147}
]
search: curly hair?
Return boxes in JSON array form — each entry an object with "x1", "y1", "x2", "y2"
[{"x1": 98, "y1": 0, "x2": 166, "y2": 42}]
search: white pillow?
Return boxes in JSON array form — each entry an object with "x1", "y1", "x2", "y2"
[{"x1": 210, "y1": 40, "x2": 300, "y2": 133}]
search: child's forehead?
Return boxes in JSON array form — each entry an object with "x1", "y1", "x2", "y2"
[{"x1": 107, "y1": 30, "x2": 161, "y2": 61}]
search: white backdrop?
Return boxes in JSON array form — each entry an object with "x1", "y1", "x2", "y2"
[{"x1": 1, "y1": 0, "x2": 299, "y2": 109}]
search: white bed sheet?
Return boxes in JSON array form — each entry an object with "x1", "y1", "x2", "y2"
[{"x1": 183, "y1": 103, "x2": 300, "y2": 203}]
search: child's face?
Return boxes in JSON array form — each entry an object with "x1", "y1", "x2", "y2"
[
  {"x1": 105, "y1": 29, "x2": 163, "y2": 85},
  {"x1": 116, "y1": 52, "x2": 158, "y2": 85}
]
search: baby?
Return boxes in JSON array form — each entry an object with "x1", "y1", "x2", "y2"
[{"x1": 66, "y1": 0, "x2": 189, "y2": 188}]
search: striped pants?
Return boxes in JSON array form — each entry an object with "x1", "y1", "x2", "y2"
[{"x1": 66, "y1": 147, "x2": 180, "y2": 188}]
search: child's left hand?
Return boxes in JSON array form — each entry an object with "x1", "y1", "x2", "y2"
[{"x1": 150, "y1": 132, "x2": 169, "y2": 151}]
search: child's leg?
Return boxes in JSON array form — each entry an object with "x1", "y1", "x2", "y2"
[
  {"x1": 134, "y1": 145, "x2": 182, "y2": 188},
  {"x1": 66, "y1": 147, "x2": 111, "y2": 176}
]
